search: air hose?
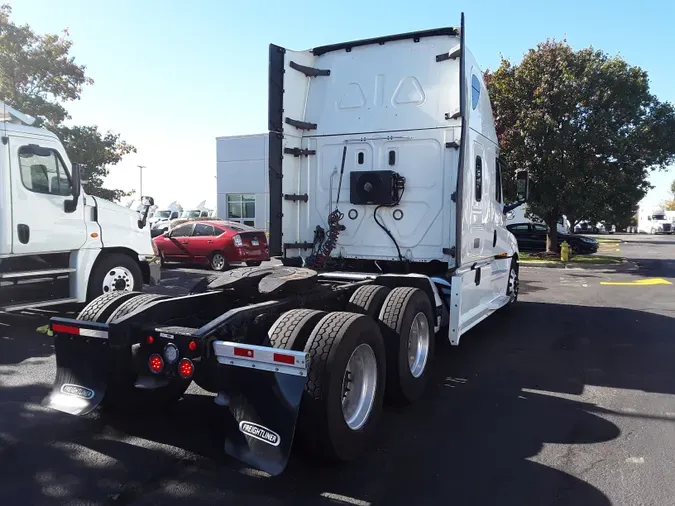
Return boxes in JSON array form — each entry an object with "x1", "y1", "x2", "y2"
[{"x1": 306, "y1": 145, "x2": 347, "y2": 269}]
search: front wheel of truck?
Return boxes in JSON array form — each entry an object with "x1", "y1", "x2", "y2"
[
  {"x1": 506, "y1": 258, "x2": 519, "y2": 305},
  {"x1": 87, "y1": 253, "x2": 143, "y2": 301}
]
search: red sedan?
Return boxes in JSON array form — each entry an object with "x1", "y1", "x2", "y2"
[{"x1": 153, "y1": 220, "x2": 269, "y2": 271}]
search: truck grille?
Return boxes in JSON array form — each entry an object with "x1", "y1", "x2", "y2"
[{"x1": 663, "y1": 224, "x2": 672, "y2": 232}]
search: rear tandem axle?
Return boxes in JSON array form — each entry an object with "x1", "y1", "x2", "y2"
[{"x1": 45, "y1": 265, "x2": 444, "y2": 475}]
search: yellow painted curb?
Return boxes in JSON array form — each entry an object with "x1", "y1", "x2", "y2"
[{"x1": 601, "y1": 278, "x2": 672, "y2": 286}]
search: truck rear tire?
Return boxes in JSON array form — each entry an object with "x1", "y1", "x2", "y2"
[
  {"x1": 106, "y1": 293, "x2": 169, "y2": 323},
  {"x1": 77, "y1": 292, "x2": 189, "y2": 411},
  {"x1": 77, "y1": 291, "x2": 142, "y2": 323},
  {"x1": 347, "y1": 285, "x2": 390, "y2": 319},
  {"x1": 87, "y1": 253, "x2": 143, "y2": 301},
  {"x1": 378, "y1": 287, "x2": 435, "y2": 405},
  {"x1": 297, "y1": 311, "x2": 386, "y2": 462},
  {"x1": 267, "y1": 309, "x2": 327, "y2": 351}
]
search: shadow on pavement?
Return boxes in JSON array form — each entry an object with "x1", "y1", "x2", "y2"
[
  {"x1": 625, "y1": 258, "x2": 675, "y2": 280},
  {"x1": 3, "y1": 301, "x2": 675, "y2": 505},
  {"x1": 517, "y1": 278, "x2": 547, "y2": 294},
  {"x1": 0, "y1": 314, "x2": 56, "y2": 366}
]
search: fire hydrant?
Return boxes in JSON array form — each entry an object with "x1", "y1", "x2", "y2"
[{"x1": 560, "y1": 241, "x2": 570, "y2": 262}]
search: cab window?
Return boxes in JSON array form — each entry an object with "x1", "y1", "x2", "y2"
[
  {"x1": 475, "y1": 156, "x2": 483, "y2": 202},
  {"x1": 18, "y1": 146, "x2": 71, "y2": 196},
  {"x1": 495, "y1": 158, "x2": 503, "y2": 203}
]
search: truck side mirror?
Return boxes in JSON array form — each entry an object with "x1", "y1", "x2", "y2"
[
  {"x1": 503, "y1": 169, "x2": 531, "y2": 214},
  {"x1": 138, "y1": 195, "x2": 155, "y2": 229},
  {"x1": 516, "y1": 170, "x2": 530, "y2": 202},
  {"x1": 65, "y1": 162, "x2": 82, "y2": 213}
]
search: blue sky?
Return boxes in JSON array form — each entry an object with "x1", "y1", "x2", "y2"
[{"x1": 9, "y1": 0, "x2": 675, "y2": 209}]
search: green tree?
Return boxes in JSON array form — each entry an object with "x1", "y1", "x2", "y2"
[
  {"x1": 664, "y1": 179, "x2": 675, "y2": 211},
  {"x1": 486, "y1": 40, "x2": 675, "y2": 251},
  {"x1": 0, "y1": 4, "x2": 134, "y2": 201},
  {"x1": 55, "y1": 125, "x2": 135, "y2": 202}
]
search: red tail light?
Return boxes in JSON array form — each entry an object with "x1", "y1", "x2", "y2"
[
  {"x1": 149, "y1": 353, "x2": 164, "y2": 373},
  {"x1": 146, "y1": 335, "x2": 154, "y2": 344},
  {"x1": 178, "y1": 358, "x2": 194, "y2": 379},
  {"x1": 188, "y1": 340, "x2": 198, "y2": 352}
]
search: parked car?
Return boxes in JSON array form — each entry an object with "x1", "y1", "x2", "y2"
[
  {"x1": 151, "y1": 215, "x2": 221, "y2": 238},
  {"x1": 507, "y1": 223, "x2": 599, "y2": 254},
  {"x1": 153, "y1": 220, "x2": 269, "y2": 270}
]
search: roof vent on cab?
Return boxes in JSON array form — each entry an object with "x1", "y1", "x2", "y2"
[{"x1": 0, "y1": 103, "x2": 36, "y2": 126}]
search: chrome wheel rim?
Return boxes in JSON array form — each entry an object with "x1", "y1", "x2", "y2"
[
  {"x1": 212, "y1": 253, "x2": 225, "y2": 270},
  {"x1": 341, "y1": 343, "x2": 378, "y2": 430},
  {"x1": 407, "y1": 312, "x2": 430, "y2": 378},
  {"x1": 102, "y1": 267, "x2": 133, "y2": 293}
]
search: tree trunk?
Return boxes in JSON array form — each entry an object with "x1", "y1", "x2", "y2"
[{"x1": 546, "y1": 215, "x2": 559, "y2": 253}]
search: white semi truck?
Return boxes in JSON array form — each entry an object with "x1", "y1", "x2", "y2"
[
  {"x1": 44, "y1": 15, "x2": 529, "y2": 476},
  {"x1": 179, "y1": 200, "x2": 212, "y2": 219},
  {"x1": 638, "y1": 206, "x2": 673, "y2": 234},
  {"x1": 0, "y1": 103, "x2": 161, "y2": 311},
  {"x1": 148, "y1": 201, "x2": 182, "y2": 228}
]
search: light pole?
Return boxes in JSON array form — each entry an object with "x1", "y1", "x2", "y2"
[{"x1": 137, "y1": 165, "x2": 146, "y2": 197}]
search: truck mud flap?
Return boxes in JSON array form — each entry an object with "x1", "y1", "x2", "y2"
[
  {"x1": 43, "y1": 318, "x2": 111, "y2": 416},
  {"x1": 213, "y1": 341, "x2": 309, "y2": 476},
  {"x1": 222, "y1": 368, "x2": 306, "y2": 476}
]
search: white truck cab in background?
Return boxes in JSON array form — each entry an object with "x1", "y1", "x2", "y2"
[
  {"x1": 180, "y1": 200, "x2": 212, "y2": 219},
  {"x1": 638, "y1": 206, "x2": 673, "y2": 234},
  {"x1": 0, "y1": 103, "x2": 161, "y2": 311},
  {"x1": 666, "y1": 210, "x2": 675, "y2": 227},
  {"x1": 148, "y1": 200, "x2": 182, "y2": 228}
]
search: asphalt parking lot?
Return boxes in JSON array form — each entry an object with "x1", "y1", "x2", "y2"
[{"x1": 1, "y1": 234, "x2": 674, "y2": 506}]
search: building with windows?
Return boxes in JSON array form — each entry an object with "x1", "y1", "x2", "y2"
[{"x1": 216, "y1": 133, "x2": 269, "y2": 230}]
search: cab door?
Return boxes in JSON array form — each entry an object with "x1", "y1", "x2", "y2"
[{"x1": 9, "y1": 137, "x2": 87, "y2": 255}]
